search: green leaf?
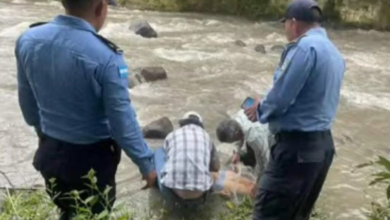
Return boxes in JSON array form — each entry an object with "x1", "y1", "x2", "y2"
[
  {"x1": 84, "y1": 196, "x2": 98, "y2": 206},
  {"x1": 96, "y1": 209, "x2": 109, "y2": 220},
  {"x1": 103, "y1": 186, "x2": 112, "y2": 195},
  {"x1": 377, "y1": 156, "x2": 390, "y2": 172},
  {"x1": 226, "y1": 201, "x2": 235, "y2": 210},
  {"x1": 387, "y1": 185, "x2": 390, "y2": 200},
  {"x1": 369, "y1": 177, "x2": 388, "y2": 186},
  {"x1": 372, "y1": 172, "x2": 390, "y2": 179},
  {"x1": 49, "y1": 178, "x2": 56, "y2": 184},
  {"x1": 355, "y1": 161, "x2": 374, "y2": 169}
]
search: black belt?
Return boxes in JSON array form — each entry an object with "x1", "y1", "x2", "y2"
[{"x1": 274, "y1": 130, "x2": 331, "y2": 142}]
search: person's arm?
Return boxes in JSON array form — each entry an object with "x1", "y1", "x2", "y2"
[
  {"x1": 247, "y1": 128, "x2": 270, "y2": 187},
  {"x1": 15, "y1": 39, "x2": 41, "y2": 133},
  {"x1": 257, "y1": 46, "x2": 316, "y2": 124},
  {"x1": 209, "y1": 143, "x2": 221, "y2": 172},
  {"x1": 101, "y1": 57, "x2": 154, "y2": 176}
]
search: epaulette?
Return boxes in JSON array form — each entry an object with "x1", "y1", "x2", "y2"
[
  {"x1": 94, "y1": 34, "x2": 123, "y2": 54},
  {"x1": 29, "y1": 22, "x2": 48, "y2": 28}
]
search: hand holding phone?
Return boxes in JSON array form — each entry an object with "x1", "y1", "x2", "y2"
[{"x1": 241, "y1": 97, "x2": 255, "y2": 109}]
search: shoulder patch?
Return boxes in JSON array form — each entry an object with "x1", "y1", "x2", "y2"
[
  {"x1": 280, "y1": 57, "x2": 291, "y2": 74},
  {"x1": 118, "y1": 66, "x2": 129, "y2": 78},
  {"x1": 94, "y1": 34, "x2": 123, "y2": 54},
  {"x1": 29, "y1": 22, "x2": 47, "y2": 28}
]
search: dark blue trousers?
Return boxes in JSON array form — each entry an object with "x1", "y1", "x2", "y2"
[
  {"x1": 253, "y1": 131, "x2": 335, "y2": 220},
  {"x1": 33, "y1": 134, "x2": 121, "y2": 220}
]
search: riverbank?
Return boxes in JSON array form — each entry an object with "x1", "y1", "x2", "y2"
[
  {"x1": 0, "y1": 188, "x2": 329, "y2": 220},
  {"x1": 119, "y1": 0, "x2": 390, "y2": 31}
]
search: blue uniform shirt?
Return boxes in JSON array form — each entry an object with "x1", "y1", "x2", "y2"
[
  {"x1": 258, "y1": 27, "x2": 345, "y2": 134},
  {"x1": 15, "y1": 15, "x2": 154, "y2": 175}
]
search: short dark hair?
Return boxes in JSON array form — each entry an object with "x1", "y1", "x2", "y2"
[{"x1": 216, "y1": 119, "x2": 242, "y2": 143}]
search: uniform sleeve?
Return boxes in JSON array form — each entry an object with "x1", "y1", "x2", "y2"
[
  {"x1": 257, "y1": 46, "x2": 316, "y2": 124},
  {"x1": 209, "y1": 142, "x2": 221, "y2": 172},
  {"x1": 101, "y1": 57, "x2": 154, "y2": 176},
  {"x1": 15, "y1": 39, "x2": 41, "y2": 130}
]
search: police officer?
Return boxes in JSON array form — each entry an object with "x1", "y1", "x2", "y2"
[
  {"x1": 244, "y1": 0, "x2": 345, "y2": 219},
  {"x1": 15, "y1": 0, "x2": 156, "y2": 218}
]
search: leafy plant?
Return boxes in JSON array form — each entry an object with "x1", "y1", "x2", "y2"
[
  {"x1": 356, "y1": 156, "x2": 390, "y2": 220},
  {"x1": 0, "y1": 169, "x2": 133, "y2": 220}
]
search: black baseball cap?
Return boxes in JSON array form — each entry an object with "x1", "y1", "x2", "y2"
[{"x1": 280, "y1": 0, "x2": 323, "y2": 23}]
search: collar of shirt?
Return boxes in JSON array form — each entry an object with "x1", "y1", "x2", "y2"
[
  {"x1": 52, "y1": 15, "x2": 97, "y2": 33},
  {"x1": 305, "y1": 26, "x2": 327, "y2": 38}
]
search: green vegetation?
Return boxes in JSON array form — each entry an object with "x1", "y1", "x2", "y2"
[
  {"x1": 6, "y1": 156, "x2": 390, "y2": 220},
  {"x1": 0, "y1": 169, "x2": 329, "y2": 220},
  {"x1": 0, "y1": 189, "x2": 328, "y2": 220},
  {"x1": 120, "y1": 0, "x2": 286, "y2": 20},
  {"x1": 357, "y1": 156, "x2": 390, "y2": 220},
  {"x1": 0, "y1": 169, "x2": 134, "y2": 220},
  {"x1": 120, "y1": 0, "x2": 390, "y2": 31}
]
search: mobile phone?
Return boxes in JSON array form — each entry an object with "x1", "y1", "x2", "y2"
[{"x1": 241, "y1": 97, "x2": 255, "y2": 109}]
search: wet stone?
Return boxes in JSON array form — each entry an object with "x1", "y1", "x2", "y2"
[
  {"x1": 140, "y1": 67, "x2": 168, "y2": 82},
  {"x1": 130, "y1": 20, "x2": 158, "y2": 38},
  {"x1": 254, "y1": 44, "x2": 266, "y2": 54},
  {"x1": 142, "y1": 117, "x2": 173, "y2": 139},
  {"x1": 234, "y1": 40, "x2": 246, "y2": 47}
]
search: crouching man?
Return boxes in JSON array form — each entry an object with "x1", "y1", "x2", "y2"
[
  {"x1": 216, "y1": 109, "x2": 274, "y2": 195},
  {"x1": 154, "y1": 111, "x2": 220, "y2": 207}
]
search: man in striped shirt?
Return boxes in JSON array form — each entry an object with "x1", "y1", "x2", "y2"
[{"x1": 154, "y1": 111, "x2": 220, "y2": 206}]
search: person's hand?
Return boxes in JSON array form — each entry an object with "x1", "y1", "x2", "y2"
[
  {"x1": 231, "y1": 153, "x2": 240, "y2": 164},
  {"x1": 250, "y1": 185, "x2": 257, "y2": 198},
  {"x1": 244, "y1": 97, "x2": 261, "y2": 122},
  {"x1": 141, "y1": 170, "x2": 157, "y2": 190}
]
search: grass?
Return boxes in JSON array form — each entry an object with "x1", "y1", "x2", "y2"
[
  {"x1": 0, "y1": 189, "x2": 329, "y2": 220},
  {"x1": 12, "y1": 154, "x2": 390, "y2": 220}
]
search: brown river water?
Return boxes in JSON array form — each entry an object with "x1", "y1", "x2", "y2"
[{"x1": 0, "y1": 0, "x2": 390, "y2": 219}]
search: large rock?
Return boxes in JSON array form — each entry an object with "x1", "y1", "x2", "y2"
[
  {"x1": 130, "y1": 20, "x2": 158, "y2": 38},
  {"x1": 142, "y1": 117, "x2": 173, "y2": 139},
  {"x1": 254, "y1": 44, "x2": 266, "y2": 54},
  {"x1": 234, "y1": 40, "x2": 246, "y2": 47},
  {"x1": 141, "y1": 67, "x2": 168, "y2": 82}
]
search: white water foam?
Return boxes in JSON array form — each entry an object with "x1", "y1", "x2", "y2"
[
  {"x1": 99, "y1": 22, "x2": 139, "y2": 39},
  {"x1": 341, "y1": 89, "x2": 390, "y2": 111},
  {"x1": 0, "y1": 22, "x2": 30, "y2": 38},
  {"x1": 151, "y1": 19, "x2": 206, "y2": 33},
  {"x1": 265, "y1": 32, "x2": 286, "y2": 43},
  {"x1": 153, "y1": 48, "x2": 220, "y2": 62}
]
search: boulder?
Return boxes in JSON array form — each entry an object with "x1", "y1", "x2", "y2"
[
  {"x1": 130, "y1": 20, "x2": 158, "y2": 38},
  {"x1": 141, "y1": 67, "x2": 167, "y2": 82},
  {"x1": 254, "y1": 44, "x2": 266, "y2": 54},
  {"x1": 234, "y1": 40, "x2": 246, "y2": 47},
  {"x1": 270, "y1": 45, "x2": 285, "y2": 53},
  {"x1": 142, "y1": 117, "x2": 173, "y2": 139}
]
